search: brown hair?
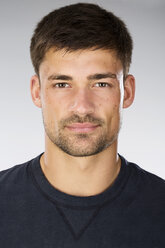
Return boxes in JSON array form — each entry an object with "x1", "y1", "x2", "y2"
[{"x1": 30, "y1": 3, "x2": 133, "y2": 76}]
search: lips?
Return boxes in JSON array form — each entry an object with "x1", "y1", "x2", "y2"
[{"x1": 65, "y1": 123, "x2": 100, "y2": 133}]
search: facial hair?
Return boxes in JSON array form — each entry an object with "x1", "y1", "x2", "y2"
[{"x1": 43, "y1": 114, "x2": 120, "y2": 157}]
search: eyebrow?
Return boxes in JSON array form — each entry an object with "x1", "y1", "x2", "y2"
[
  {"x1": 47, "y1": 72, "x2": 117, "y2": 81},
  {"x1": 87, "y1": 73, "x2": 117, "y2": 80},
  {"x1": 48, "y1": 74, "x2": 72, "y2": 81}
]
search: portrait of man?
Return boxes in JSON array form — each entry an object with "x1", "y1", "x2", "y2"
[{"x1": 0, "y1": 2, "x2": 164, "y2": 247}]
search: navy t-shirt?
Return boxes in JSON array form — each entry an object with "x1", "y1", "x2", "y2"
[{"x1": 0, "y1": 154, "x2": 165, "y2": 247}]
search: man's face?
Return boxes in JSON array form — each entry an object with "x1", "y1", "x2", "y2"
[{"x1": 36, "y1": 48, "x2": 125, "y2": 157}]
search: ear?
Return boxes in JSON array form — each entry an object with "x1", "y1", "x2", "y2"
[
  {"x1": 123, "y1": 74, "x2": 135, "y2": 108},
  {"x1": 30, "y1": 75, "x2": 42, "y2": 108}
]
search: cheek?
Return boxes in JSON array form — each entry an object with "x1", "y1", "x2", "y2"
[
  {"x1": 104, "y1": 92, "x2": 121, "y2": 111},
  {"x1": 95, "y1": 91, "x2": 119, "y2": 110},
  {"x1": 42, "y1": 88, "x2": 64, "y2": 111},
  {"x1": 103, "y1": 96, "x2": 121, "y2": 126},
  {"x1": 41, "y1": 90, "x2": 61, "y2": 124}
]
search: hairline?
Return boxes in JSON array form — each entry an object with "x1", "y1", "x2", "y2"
[{"x1": 37, "y1": 46, "x2": 128, "y2": 78}]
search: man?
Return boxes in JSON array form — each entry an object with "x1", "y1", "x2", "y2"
[{"x1": 0, "y1": 3, "x2": 164, "y2": 247}]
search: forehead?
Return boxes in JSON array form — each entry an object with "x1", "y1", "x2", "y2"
[{"x1": 39, "y1": 48, "x2": 123, "y2": 77}]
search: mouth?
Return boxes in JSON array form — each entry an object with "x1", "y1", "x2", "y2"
[{"x1": 65, "y1": 123, "x2": 100, "y2": 133}]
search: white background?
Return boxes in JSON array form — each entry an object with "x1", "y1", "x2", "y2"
[{"x1": 0, "y1": 0, "x2": 165, "y2": 178}]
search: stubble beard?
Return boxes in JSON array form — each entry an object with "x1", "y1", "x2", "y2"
[{"x1": 43, "y1": 114, "x2": 121, "y2": 157}]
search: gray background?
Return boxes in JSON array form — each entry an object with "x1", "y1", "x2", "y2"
[{"x1": 0, "y1": 0, "x2": 165, "y2": 178}]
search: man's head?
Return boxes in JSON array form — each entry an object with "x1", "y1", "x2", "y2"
[
  {"x1": 30, "y1": 3, "x2": 133, "y2": 77},
  {"x1": 30, "y1": 3, "x2": 135, "y2": 157}
]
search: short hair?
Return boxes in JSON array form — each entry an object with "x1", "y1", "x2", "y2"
[{"x1": 30, "y1": 3, "x2": 133, "y2": 76}]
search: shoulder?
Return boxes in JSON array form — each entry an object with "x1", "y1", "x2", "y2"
[
  {"x1": 0, "y1": 154, "x2": 41, "y2": 193},
  {"x1": 0, "y1": 162, "x2": 29, "y2": 197},
  {"x1": 121, "y1": 155, "x2": 165, "y2": 205},
  {"x1": 0, "y1": 160, "x2": 30, "y2": 183},
  {"x1": 121, "y1": 154, "x2": 165, "y2": 183},
  {"x1": 0, "y1": 162, "x2": 28, "y2": 182},
  {"x1": 126, "y1": 158, "x2": 165, "y2": 187}
]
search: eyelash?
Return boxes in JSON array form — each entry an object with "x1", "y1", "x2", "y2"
[
  {"x1": 94, "y1": 82, "x2": 111, "y2": 88},
  {"x1": 52, "y1": 82, "x2": 112, "y2": 88},
  {"x1": 53, "y1": 83, "x2": 70, "y2": 88}
]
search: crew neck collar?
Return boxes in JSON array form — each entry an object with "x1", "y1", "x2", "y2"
[{"x1": 29, "y1": 153, "x2": 130, "y2": 209}]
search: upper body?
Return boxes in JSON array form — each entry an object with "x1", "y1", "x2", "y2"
[
  {"x1": 0, "y1": 153, "x2": 164, "y2": 247},
  {"x1": 1, "y1": 2, "x2": 164, "y2": 247}
]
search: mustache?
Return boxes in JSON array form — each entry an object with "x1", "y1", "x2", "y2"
[{"x1": 60, "y1": 114, "x2": 105, "y2": 127}]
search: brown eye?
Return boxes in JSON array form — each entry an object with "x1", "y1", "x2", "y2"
[
  {"x1": 95, "y1": 82, "x2": 109, "y2": 87},
  {"x1": 54, "y1": 83, "x2": 70, "y2": 88}
]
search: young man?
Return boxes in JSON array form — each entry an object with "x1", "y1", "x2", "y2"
[{"x1": 0, "y1": 3, "x2": 164, "y2": 247}]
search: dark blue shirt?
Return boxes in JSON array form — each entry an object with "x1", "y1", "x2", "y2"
[{"x1": 0, "y1": 154, "x2": 165, "y2": 247}]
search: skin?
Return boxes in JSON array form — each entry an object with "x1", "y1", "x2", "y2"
[{"x1": 31, "y1": 48, "x2": 135, "y2": 197}]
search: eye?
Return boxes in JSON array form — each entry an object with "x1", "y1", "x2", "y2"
[
  {"x1": 94, "y1": 82, "x2": 111, "y2": 88},
  {"x1": 53, "y1": 83, "x2": 70, "y2": 88}
]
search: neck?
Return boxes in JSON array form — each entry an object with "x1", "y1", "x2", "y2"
[{"x1": 40, "y1": 138, "x2": 121, "y2": 197}]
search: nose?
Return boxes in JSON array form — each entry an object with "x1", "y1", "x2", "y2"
[{"x1": 68, "y1": 88, "x2": 95, "y2": 116}]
